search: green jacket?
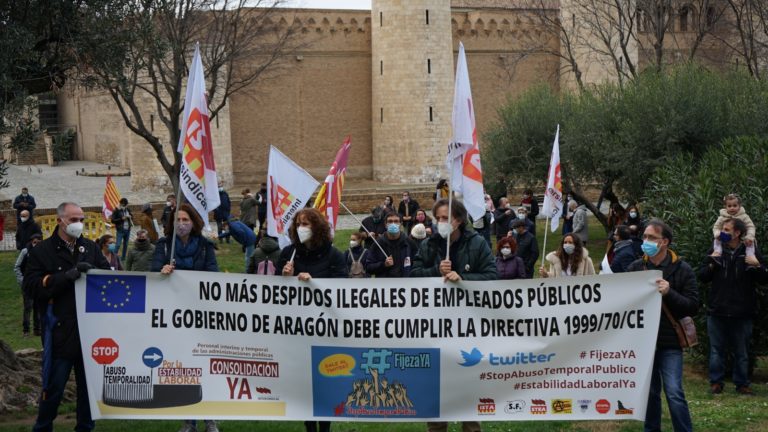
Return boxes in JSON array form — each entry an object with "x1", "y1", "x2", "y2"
[
  {"x1": 411, "y1": 229, "x2": 498, "y2": 280},
  {"x1": 125, "y1": 242, "x2": 155, "y2": 272}
]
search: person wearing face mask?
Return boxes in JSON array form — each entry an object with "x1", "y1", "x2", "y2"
[
  {"x1": 23, "y1": 202, "x2": 111, "y2": 432},
  {"x1": 97, "y1": 233, "x2": 123, "y2": 271},
  {"x1": 14, "y1": 233, "x2": 43, "y2": 337},
  {"x1": 472, "y1": 199, "x2": 494, "y2": 249},
  {"x1": 15, "y1": 209, "x2": 42, "y2": 251},
  {"x1": 571, "y1": 200, "x2": 589, "y2": 246},
  {"x1": 414, "y1": 209, "x2": 434, "y2": 236},
  {"x1": 411, "y1": 199, "x2": 495, "y2": 432},
  {"x1": 276, "y1": 208, "x2": 345, "y2": 432},
  {"x1": 627, "y1": 219, "x2": 698, "y2": 432},
  {"x1": 151, "y1": 203, "x2": 219, "y2": 432},
  {"x1": 110, "y1": 197, "x2": 133, "y2": 260},
  {"x1": 511, "y1": 207, "x2": 535, "y2": 236},
  {"x1": 13, "y1": 186, "x2": 37, "y2": 221},
  {"x1": 381, "y1": 195, "x2": 394, "y2": 212},
  {"x1": 539, "y1": 234, "x2": 595, "y2": 278},
  {"x1": 213, "y1": 182, "x2": 232, "y2": 244},
  {"x1": 623, "y1": 204, "x2": 646, "y2": 234},
  {"x1": 360, "y1": 207, "x2": 387, "y2": 250},
  {"x1": 240, "y1": 188, "x2": 259, "y2": 231},
  {"x1": 125, "y1": 229, "x2": 155, "y2": 271},
  {"x1": 509, "y1": 219, "x2": 539, "y2": 279},
  {"x1": 495, "y1": 236, "x2": 526, "y2": 280},
  {"x1": 152, "y1": 203, "x2": 219, "y2": 274},
  {"x1": 364, "y1": 212, "x2": 417, "y2": 278},
  {"x1": 699, "y1": 218, "x2": 767, "y2": 396}
]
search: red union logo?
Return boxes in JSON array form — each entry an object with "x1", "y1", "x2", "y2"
[
  {"x1": 530, "y1": 398, "x2": 547, "y2": 415},
  {"x1": 477, "y1": 397, "x2": 496, "y2": 415}
]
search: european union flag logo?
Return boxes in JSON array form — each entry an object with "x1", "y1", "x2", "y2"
[{"x1": 85, "y1": 275, "x2": 146, "y2": 313}]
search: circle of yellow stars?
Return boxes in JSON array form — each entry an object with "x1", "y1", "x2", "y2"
[{"x1": 100, "y1": 278, "x2": 132, "y2": 309}]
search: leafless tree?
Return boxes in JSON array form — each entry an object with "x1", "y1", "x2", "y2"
[
  {"x1": 77, "y1": 0, "x2": 301, "y2": 189},
  {"x1": 722, "y1": 0, "x2": 768, "y2": 79}
]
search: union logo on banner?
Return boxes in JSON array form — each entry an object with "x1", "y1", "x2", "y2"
[
  {"x1": 182, "y1": 108, "x2": 214, "y2": 184},
  {"x1": 269, "y1": 177, "x2": 296, "y2": 234}
]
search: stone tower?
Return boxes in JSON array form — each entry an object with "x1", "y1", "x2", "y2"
[{"x1": 371, "y1": 0, "x2": 454, "y2": 183}]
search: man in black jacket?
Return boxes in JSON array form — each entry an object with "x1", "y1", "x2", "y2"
[
  {"x1": 699, "y1": 218, "x2": 768, "y2": 395},
  {"x1": 360, "y1": 207, "x2": 387, "y2": 250},
  {"x1": 510, "y1": 219, "x2": 539, "y2": 279},
  {"x1": 23, "y1": 202, "x2": 111, "y2": 432},
  {"x1": 364, "y1": 212, "x2": 417, "y2": 278},
  {"x1": 493, "y1": 197, "x2": 514, "y2": 241},
  {"x1": 15, "y1": 209, "x2": 42, "y2": 251},
  {"x1": 627, "y1": 218, "x2": 698, "y2": 432},
  {"x1": 397, "y1": 191, "x2": 420, "y2": 232}
]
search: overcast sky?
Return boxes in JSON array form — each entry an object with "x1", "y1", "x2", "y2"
[{"x1": 282, "y1": 0, "x2": 372, "y2": 9}]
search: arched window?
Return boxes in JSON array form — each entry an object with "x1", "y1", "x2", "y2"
[{"x1": 679, "y1": 5, "x2": 690, "y2": 32}]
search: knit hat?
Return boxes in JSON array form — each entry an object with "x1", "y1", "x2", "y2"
[{"x1": 411, "y1": 223, "x2": 427, "y2": 240}]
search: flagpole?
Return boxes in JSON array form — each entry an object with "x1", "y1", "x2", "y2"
[
  {"x1": 339, "y1": 201, "x2": 388, "y2": 257},
  {"x1": 446, "y1": 180, "x2": 453, "y2": 261},
  {"x1": 540, "y1": 216, "x2": 550, "y2": 276},
  {"x1": 169, "y1": 175, "x2": 185, "y2": 267}
]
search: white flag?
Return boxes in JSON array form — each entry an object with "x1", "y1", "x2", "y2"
[
  {"x1": 177, "y1": 43, "x2": 220, "y2": 228},
  {"x1": 542, "y1": 125, "x2": 564, "y2": 232},
  {"x1": 446, "y1": 42, "x2": 485, "y2": 221},
  {"x1": 266, "y1": 146, "x2": 321, "y2": 248}
]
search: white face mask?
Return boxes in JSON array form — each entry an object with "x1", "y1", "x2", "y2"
[
  {"x1": 349, "y1": 240, "x2": 359, "y2": 248},
  {"x1": 20, "y1": 217, "x2": 29, "y2": 223},
  {"x1": 629, "y1": 211, "x2": 637, "y2": 218},
  {"x1": 563, "y1": 244, "x2": 576, "y2": 255},
  {"x1": 437, "y1": 221, "x2": 453, "y2": 239},
  {"x1": 517, "y1": 213, "x2": 526, "y2": 220},
  {"x1": 297, "y1": 226, "x2": 312, "y2": 244},
  {"x1": 65, "y1": 222, "x2": 84, "y2": 239},
  {"x1": 500, "y1": 248, "x2": 512, "y2": 256},
  {"x1": 166, "y1": 201, "x2": 172, "y2": 207}
]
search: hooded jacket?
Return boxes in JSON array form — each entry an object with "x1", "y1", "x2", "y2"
[{"x1": 247, "y1": 236, "x2": 282, "y2": 274}]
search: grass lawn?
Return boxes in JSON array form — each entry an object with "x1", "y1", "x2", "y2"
[{"x1": 1, "y1": 217, "x2": 766, "y2": 431}]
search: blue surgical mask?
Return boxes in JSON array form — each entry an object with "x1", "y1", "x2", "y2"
[
  {"x1": 719, "y1": 232, "x2": 732, "y2": 243},
  {"x1": 108, "y1": 244, "x2": 118, "y2": 253},
  {"x1": 387, "y1": 223, "x2": 400, "y2": 235},
  {"x1": 641, "y1": 240, "x2": 660, "y2": 257}
]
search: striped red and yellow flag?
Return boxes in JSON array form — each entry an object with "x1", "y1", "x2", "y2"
[
  {"x1": 102, "y1": 175, "x2": 122, "y2": 220},
  {"x1": 313, "y1": 136, "x2": 351, "y2": 235}
]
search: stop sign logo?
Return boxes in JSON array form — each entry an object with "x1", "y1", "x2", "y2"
[
  {"x1": 91, "y1": 338, "x2": 119, "y2": 364},
  {"x1": 595, "y1": 399, "x2": 611, "y2": 414}
]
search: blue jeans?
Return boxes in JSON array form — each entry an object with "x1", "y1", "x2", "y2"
[
  {"x1": 216, "y1": 220, "x2": 230, "y2": 243},
  {"x1": 33, "y1": 356, "x2": 93, "y2": 432},
  {"x1": 244, "y1": 244, "x2": 255, "y2": 271},
  {"x1": 708, "y1": 315, "x2": 753, "y2": 388},
  {"x1": 645, "y1": 348, "x2": 692, "y2": 432},
  {"x1": 115, "y1": 228, "x2": 131, "y2": 260}
]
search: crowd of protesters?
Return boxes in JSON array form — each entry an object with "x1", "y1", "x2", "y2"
[{"x1": 10, "y1": 181, "x2": 767, "y2": 432}]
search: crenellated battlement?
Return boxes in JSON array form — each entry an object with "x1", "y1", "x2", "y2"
[{"x1": 270, "y1": 10, "x2": 372, "y2": 35}]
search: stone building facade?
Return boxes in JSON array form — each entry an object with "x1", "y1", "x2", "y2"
[{"x1": 55, "y1": 0, "x2": 739, "y2": 191}]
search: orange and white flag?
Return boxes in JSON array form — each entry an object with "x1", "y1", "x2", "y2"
[
  {"x1": 542, "y1": 125, "x2": 564, "y2": 232},
  {"x1": 102, "y1": 175, "x2": 121, "y2": 221},
  {"x1": 447, "y1": 42, "x2": 485, "y2": 220},
  {"x1": 177, "y1": 43, "x2": 219, "y2": 228},
  {"x1": 313, "y1": 136, "x2": 351, "y2": 236},
  {"x1": 266, "y1": 146, "x2": 320, "y2": 248}
]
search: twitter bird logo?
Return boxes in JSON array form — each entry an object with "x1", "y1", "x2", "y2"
[{"x1": 459, "y1": 348, "x2": 483, "y2": 367}]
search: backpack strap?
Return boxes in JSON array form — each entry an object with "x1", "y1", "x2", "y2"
[{"x1": 356, "y1": 249, "x2": 367, "y2": 264}]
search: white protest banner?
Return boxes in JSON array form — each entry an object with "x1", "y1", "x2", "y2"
[
  {"x1": 265, "y1": 146, "x2": 320, "y2": 248},
  {"x1": 76, "y1": 270, "x2": 661, "y2": 422}
]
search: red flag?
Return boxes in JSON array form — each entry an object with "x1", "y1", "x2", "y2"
[
  {"x1": 102, "y1": 175, "x2": 122, "y2": 221},
  {"x1": 314, "y1": 136, "x2": 352, "y2": 235}
]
